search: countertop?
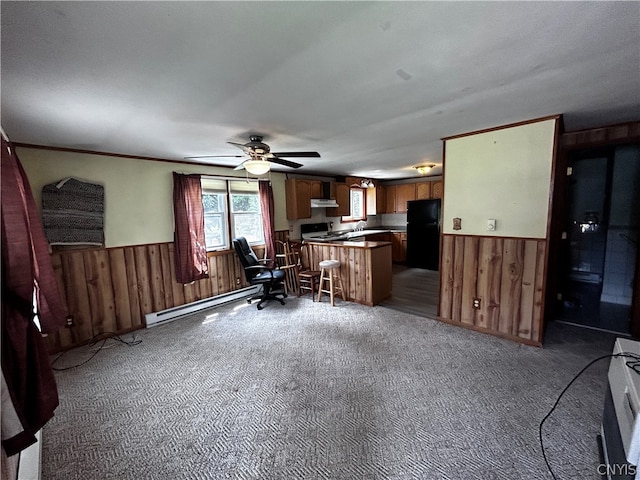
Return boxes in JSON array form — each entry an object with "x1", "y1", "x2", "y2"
[
  {"x1": 303, "y1": 240, "x2": 392, "y2": 249},
  {"x1": 294, "y1": 227, "x2": 406, "y2": 243}
]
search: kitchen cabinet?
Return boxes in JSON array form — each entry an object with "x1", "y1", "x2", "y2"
[
  {"x1": 285, "y1": 178, "x2": 312, "y2": 220},
  {"x1": 384, "y1": 185, "x2": 397, "y2": 213},
  {"x1": 304, "y1": 240, "x2": 392, "y2": 306},
  {"x1": 363, "y1": 232, "x2": 391, "y2": 243},
  {"x1": 327, "y1": 183, "x2": 350, "y2": 217},
  {"x1": 366, "y1": 186, "x2": 386, "y2": 215},
  {"x1": 396, "y1": 184, "x2": 416, "y2": 213},
  {"x1": 310, "y1": 180, "x2": 322, "y2": 199},
  {"x1": 416, "y1": 182, "x2": 431, "y2": 200},
  {"x1": 431, "y1": 181, "x2": 444, "y2": 199},
  {"x1": 391, "y1": 232, "x2": 406, "y2": 262}
]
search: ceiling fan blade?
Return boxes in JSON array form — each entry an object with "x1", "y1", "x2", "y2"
[
  {"x1": 184, "y1": 154, "x2": 245, "y2": 159},
  {"x1": 227, "y1": 141, "x2": 248, "y2": 150},
  {"x1": 271, "y1": 151, "x2": 320, "y2": 158},
  {"x1": 269, "y1": 157, "x2": 303, "y2": 169},
  {"x1": 233, "y1": 163, "x2": 246, "y2": 170}
]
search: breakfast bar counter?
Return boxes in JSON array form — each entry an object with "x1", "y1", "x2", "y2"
[{"x1": 303, "y1": 240, "x2": 392, "y2": 306}]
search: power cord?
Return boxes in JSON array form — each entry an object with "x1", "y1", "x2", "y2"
[
  {"x1": 51, "y1": 332, "x2": 142, "y2": 371},
  {"x1": 539, "y1": 352, "x2": 640, "y2": 480}
]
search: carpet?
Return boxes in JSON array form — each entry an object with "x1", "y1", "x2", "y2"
[{"x1": 43, "y1": 297, "x2": 618, "y2": 479}]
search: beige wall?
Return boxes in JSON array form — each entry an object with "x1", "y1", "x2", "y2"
[
  {"x1": 442, "y1": 118, "x2": 557, "y2": 238},
  {"x1": 17, "y1": 147, "x2": 288, "y2": 248}
]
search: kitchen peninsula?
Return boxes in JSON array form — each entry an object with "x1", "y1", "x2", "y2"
[{"x1": 303, "y1": 239, "x2": 392, "y2": 306}]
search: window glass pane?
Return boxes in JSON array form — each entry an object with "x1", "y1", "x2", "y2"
[
  {"x1": 231, "y1": 194, "x2": 260, "y2": 213},
  {"x1": 204, "y1": 213, "x2": 227, "y2": 249},
  {"x1": 202, "y1": 191, "x2": 228, "y2": 249},
  {"x1": 202, "y1": 192, "x2": 224, "y2": 213},
  {"x1": 233, "y1": 213, "x2": 264, "y2": 243},
  {"x1": 230, "y1": 193, "x2": 263, "y2": 244},
  {"x1": 350, "y1": 189, "x2": 364, "y2": 220}
]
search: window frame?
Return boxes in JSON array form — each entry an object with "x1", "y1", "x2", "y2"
[
  {"x1": 229, "y1": 192, "x2": 264, "y2": 246},
  {"x1": 341, "y1": 187, "x2": 366, "y2": 222},
  {"x1": 201, "y1": 179, "x2": 264, "y2": 252},
  {"x1": 202, "y1": 189, "x2": 230, "y2": 251}
]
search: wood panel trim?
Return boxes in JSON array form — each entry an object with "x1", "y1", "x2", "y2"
[
  {"x1": 44, "y1": 241, "x2": 257, "y2": 354},
  {"x1": 438, "y1": 234, "x2": 547, "y2": 344},
  {"x1": 436, "y1": 315, "x2": 542, "y2": 347},
  {"x1": 561, "y1": 120, "x2": 640, "y2": 149},
  {"x1": 441, "y1": 114, "x2": 562, "y2": 141}
]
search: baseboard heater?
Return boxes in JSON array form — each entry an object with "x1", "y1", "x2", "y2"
[{"x1": 145, "y1": 285, "x2": 260, "y2": 328}]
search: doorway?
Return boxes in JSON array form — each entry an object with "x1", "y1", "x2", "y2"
[
  {"x1": 555, "y1": 145, "x2": 640, "y2": 335},
  {"x1": 380, "y1": 265, "x2": 439, "y2": 318}
]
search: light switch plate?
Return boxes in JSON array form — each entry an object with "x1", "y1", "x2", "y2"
[{"x1": 487, "y1": 219, "x2": 496, "y2": 231}]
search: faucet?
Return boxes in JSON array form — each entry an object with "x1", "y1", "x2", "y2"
[{"x1": 353, "y1": 220, "x2": 367, "y2": 232}]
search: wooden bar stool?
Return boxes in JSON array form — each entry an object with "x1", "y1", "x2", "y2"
[{"x1": 317, "y1": 259, "x2": 345, "y2": 306}]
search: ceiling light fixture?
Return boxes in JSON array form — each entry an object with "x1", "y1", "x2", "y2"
[
  {"x1": 243, "y1": 159, "x2": 271, "y2": 175},
  {"x1": 360, "y1": 179, "x2": 375, "y2": 188},
  {"x1": 414, "y1": 164, "x2": 435, "y2": 175}
]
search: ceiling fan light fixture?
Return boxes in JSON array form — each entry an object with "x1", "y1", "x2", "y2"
[
  {"x1": 415, "y1": 164, "x2": 435, "y2": 175},
  {"x1": 243, "y1": 159, "x2": 271, "y2": 175}
]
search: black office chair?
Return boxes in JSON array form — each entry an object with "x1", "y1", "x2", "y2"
[{"x1": 232, "y1": 237, "x2": 287, "y2": 310}]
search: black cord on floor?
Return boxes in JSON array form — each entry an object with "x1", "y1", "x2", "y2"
[
  {"x1": 51, "y1": 332, "x2": 142, "y2": 371},
  {"x1": 539, "y1": 352, "x2": 640, "y2": 480}
]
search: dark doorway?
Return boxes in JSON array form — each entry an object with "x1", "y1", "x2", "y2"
[{"x1": 555, "y1": 145, "x2": 640, "y2": 335}]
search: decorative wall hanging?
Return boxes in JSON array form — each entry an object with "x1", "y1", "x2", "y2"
[{"x1": 42, "y1": 177, "x2": 104, "y2": 246}]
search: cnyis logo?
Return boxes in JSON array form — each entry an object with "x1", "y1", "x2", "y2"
[{"x1": 597, "y1": 463, "x2": 637, "y2": 476}]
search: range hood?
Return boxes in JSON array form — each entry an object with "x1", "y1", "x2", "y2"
[{"x1": 310, "y1": 198, "x2": 339, "y2": 208}]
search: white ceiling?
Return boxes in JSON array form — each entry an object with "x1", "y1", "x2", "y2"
[{"x1": 2, "y1": 1, "x2": 639, "y2": 179}]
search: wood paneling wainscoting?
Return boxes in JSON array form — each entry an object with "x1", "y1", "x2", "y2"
[
  {"x1": 43, "y1": 234, "x2": 287, "y2": 353},
  {"x1": 438, "y1": 234, "x2": 547, "y2": 346}
]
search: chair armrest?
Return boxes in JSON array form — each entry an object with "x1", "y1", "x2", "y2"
[{"x1": 245, "y1": 265, "x2": 276, "y2": 279}]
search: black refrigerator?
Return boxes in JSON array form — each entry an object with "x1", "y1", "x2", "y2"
[{"x1": 406, "y1": 199, "x2": 441, "y2": 270}]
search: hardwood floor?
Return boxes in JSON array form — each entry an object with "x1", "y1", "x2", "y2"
[{"x1": 380, "y1": 264, "x2": 439, "y2": 318}]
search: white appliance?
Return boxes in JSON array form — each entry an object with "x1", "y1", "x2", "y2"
[{"x1": 601, "y1": 338, "x2": 640, "y2": 479}]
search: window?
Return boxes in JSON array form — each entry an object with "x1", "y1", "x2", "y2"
[
  {"x1": 201, "y1": 178, "x2": 263, "y2": 251},
  {"x1": 230, "y1": 193, "x2": 263, "y2": 244},
  {"x1": 342, "y1": 187, "x2": 366, "y2": 222},
  {"x1": 202, "y1": 190, "x2": 228, "y2": 250}
]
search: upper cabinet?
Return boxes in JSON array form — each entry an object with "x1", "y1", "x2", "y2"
[
  {"x1": 416, "y1": 182, "x2": 431, "y2": 200},
  {"x1": 395, "y1": 184, "x2": 416, "y2": 213},
  {"x1": 310, "y1": 180, "x2": 323, "y2": 199},
  {"x1": 285, "y1": 178, "x2": 313, "y2": 220},
  {"x1": 384, "y1": 185, "x2": 397, "y2": 213},
  {"x1": 381, "y1": 180, "x2": 443, "y2": 213},
  {"x1": 327, "y1": 182, "x2": 350, "y2": 217},
  {"x1": 431, "y1": 181, "x2": 443, "y2": 199}
]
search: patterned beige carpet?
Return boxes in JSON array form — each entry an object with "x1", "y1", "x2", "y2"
[{"x1": 44, "y1": 297, "x2": 617, "y2": 479}]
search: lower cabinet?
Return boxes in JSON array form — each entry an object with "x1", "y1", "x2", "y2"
[{"x1": 391, "y1": 233, "x2": 406, "y2": 263}]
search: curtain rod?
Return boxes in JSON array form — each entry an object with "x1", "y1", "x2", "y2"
[{"x1": 178, "y1": 172, "x2": 269, "y2": 183}]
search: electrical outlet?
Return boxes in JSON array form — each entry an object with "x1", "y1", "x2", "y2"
[
  {"x1": 65, "y1": 315, "x2": 74, "y2": 328},
  {"x1": 236, "y1": 277, "x2": 241, "y2": 286},
  {"x1": 472, "y1": 298, "x2": 481, "y2": 309}
]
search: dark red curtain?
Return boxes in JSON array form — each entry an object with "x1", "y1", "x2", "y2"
[
  {"x1": 172, "y1": 173, "x2": 209, "y2": 284},
  {"x1": 1, "y1": 137, "x2": 68, "y2": 456},
  {"x1": 259, "y1": 180, "x2": 276, "y2": 267}
]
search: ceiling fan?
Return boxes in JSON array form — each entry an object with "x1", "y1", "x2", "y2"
[{"x1": 185, "y1": 135, "x2": 320, "y2": 175}]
